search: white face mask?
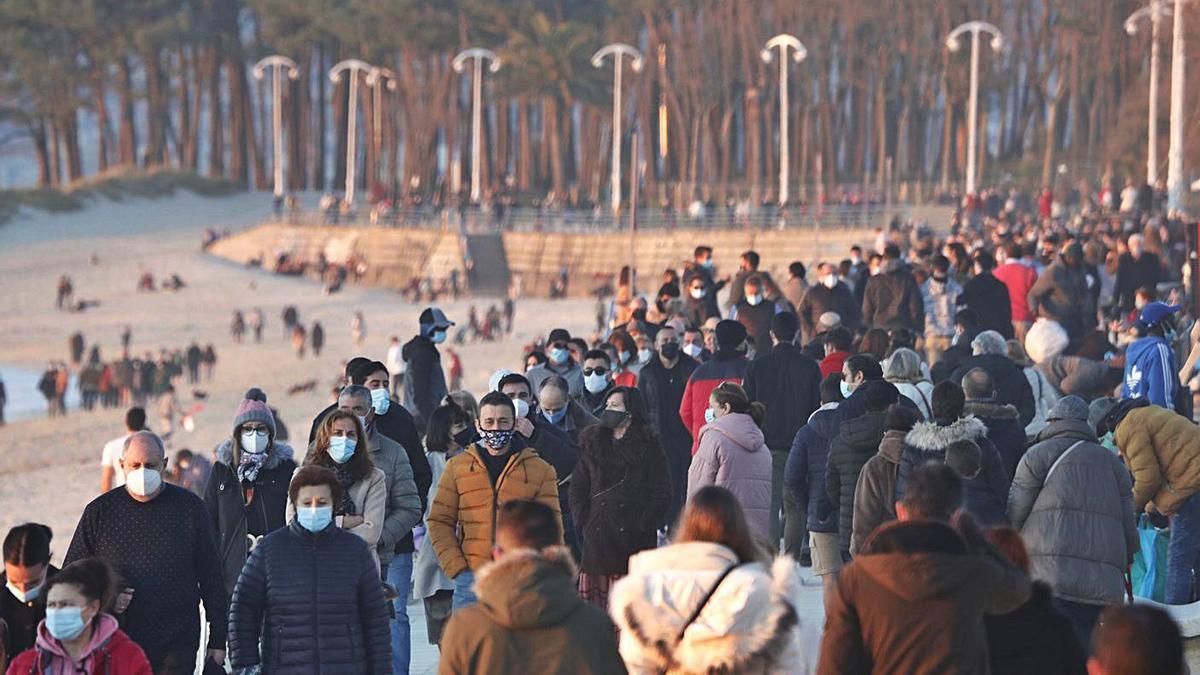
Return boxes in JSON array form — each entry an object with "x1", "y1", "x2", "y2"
[
  {"x1": 822, "y1": 275, "x2": 838, "y2": 289},
  {"x1": 584, "y1": 373, "x2": 609, "y2": 394},
  {"x1": 6, "y1": 581, "x2": 42, "y2": 603},
  {"x1": 512, "y1": 398, "x2": 530, "y2": 419},
  {"x1": 638, "y1": 348, "x2": 654, "y2": 364},
  {"x1": 125, "y1": 468, "x2": 162, "y2": 497},
  {"x1": 240, "y1": 430, "x2": 268, "y2": 454},
  {"x1": 683, "y1": 343, "x2": 703, "y2": 359},
  {"x1": 690, "y1": 287, "x2": 706, "y2": 299}
]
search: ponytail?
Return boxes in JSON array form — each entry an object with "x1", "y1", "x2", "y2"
[{"x1": 711, "y1": 382, "x2": 766, "y2": 428}]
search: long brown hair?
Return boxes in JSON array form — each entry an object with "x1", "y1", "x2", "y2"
[
  {"x1": 710, "y1": 381, "x2": 765, "y2": 428},
  {"x1": 311, "y1": 410, "x2": 374, "y2": 480},
  {"x1": 674, "y1": 486, "x2": 765, "y2": 564}
]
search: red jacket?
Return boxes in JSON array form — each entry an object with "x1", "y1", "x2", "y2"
[
  {"x1": 820, "y1": 351, "x2": 853, "y2": 379},
  {"x1": 7, "y1": 615, "x2": 152, "y2": 675},
  {"x1": 993, "y1": 261, "x2": 1038, "y2": 323},
  {"x1": 679, "y1": 355, "x2": 748, "y2": 454}
]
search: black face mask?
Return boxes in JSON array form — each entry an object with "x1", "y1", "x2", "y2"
[
  {"x1": 660, "y1": 342, "x2": 680, "y2": 360},
  {"x1": 599, "y1": 409, "x2": 630, "y2": 429},
  {"x1": 632, "y1": 308, "x2": 648, "y2": 322},
  {"x1": 452, "y1": 428, "x2": 477, "y2": 448}
]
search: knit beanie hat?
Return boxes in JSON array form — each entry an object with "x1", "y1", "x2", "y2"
[
  {"x1": 233, "y1": 388, "x2": 276, "y2": 437},
  {"x1": 1047, "y1": 395, "x2": 1089, "y2": 422}
]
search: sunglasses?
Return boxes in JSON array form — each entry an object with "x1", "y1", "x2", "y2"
[{"x1": 583, "y1": 367, "x2": 609, "y2": 376}]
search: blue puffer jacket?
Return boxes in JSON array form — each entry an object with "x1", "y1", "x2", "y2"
[
  {"x1": 784, "y1": 403, "x2": 841, "y2": 533},
  {"x1": 228, "y1": 521, "x2": 391, "y2": 674}
]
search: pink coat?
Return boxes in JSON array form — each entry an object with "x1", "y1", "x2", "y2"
[
  {"x1": 686, "y1": 412, "x2": 773, "y2": 537},
  {"x1": 7, "y1": 614, "x2": 152, "y2": 675}
]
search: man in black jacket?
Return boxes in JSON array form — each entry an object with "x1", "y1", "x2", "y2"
[
  {"x1": 950, "y1": 330, "x2": 1036, "y2": 428},
  {"x1": 862, "y1": 244, "x2": 924, "y2": 332},
  {"x1": 1113, "y1": 233, "x2": 1163, "y2": 314},
  {"x1": 959, "y1": 251, "x2": 1013, "y2": 339},
  {"x1": 637, "y1": 324, "x2": 699, "y2": 528},
  {"x1": 799, "y1": 263, "x2": 861, "y2": 342},
  {"x1": 744, "y1": 312, "x2": 821, "y2": 555},
  {"x1": 403, "y1": 307, "x2": 454, "y2": 431}
]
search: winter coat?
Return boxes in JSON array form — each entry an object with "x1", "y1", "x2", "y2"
[
  {"x1": 0, "y1": 566, "x2": 58, "y2": 665},
  {"x1": 1024, "y1": 365, "x2": 1061, "y2": 437},
  {"x1": 438, "y1": 547, "x2": 624, "y2": 675},
  {"x1": 1123, "y1": 334, "x2": 1179, "y2": 409},
  {"x1": 951, "y1": 354, "x2": 1037, "y2": 427},
  {"x1": 679, "y1": 352, "x2": 748, "y2": 454},
  {"x1": 730, "y1": 300, "x2": 781, "y2": 359},
  {"x1": 744, "y1": 343, "x2": 822, "y2": 450},
  {"x1": 540, "y1": 399, "x2": 599, "y2": 445},
  {"x1": 994, "y1": 260, "x2": 1038, "y2": 323},
  {"x1": 850, "y1": 429, "x2": 906, "y2": 556},
  {"x1": 570, "y1": 423, "x2": 672, "y2": 575},
  {"x1": 228, "y1": 522, "x2": 391, "y2": 674},
  {"x1": 611, "y1": 542, "x2": 818, "y2": 675},
  {"x1": 7, "y1": 614, "x2": 151, "y2": 675},
  {"x1": 362, "y1": 432, "x2": 422, "y2": 568},
  {"x1": 818, "y1": 519, "x2": 1031, "y2": 675},
  {"x1": 205, "y1": 440, "x2": 297, "y2": 601},
  {"x1": 1028, "y1": 260, "x2": 1092, "y2": 338},
  {"x1": 1114, "y1": 405, "x2": 1200, "y2": 515},
  {"x1": 524, "y1": 414, "x2": 580, "y2": 528},
  {"x1": 638, "y1": 354, "x2": 698, "y2": 464},
  {"x1": 688, "y1": 412, "x2": 773, "y2": 538},
  {"x1": 960, "y1": 271, "x2": 1014, "y2": 338},
  {"x1": 891, "y1": 380, "x2": 933, "y2": 420},
  {"x1": 898, "y1": 417, "x2": 1009, "y2": 525},
  {"x1": 825, "y1": 411, "x2": 889, "y2": 554},
  {"x1": 1007, "y1": 419, "x2": 1137, "y2": 606},
  {"x1": 1114, "y1": 252, "x2": 1163, "y2": 313},
  {"x1": 402, "y1": 334, "x2": 448, "y2": 432},
  {"x1": 783, "y1": 276, "x2": 808, "y2": 312},
  {"x1": 286, "y1": 466, "x2": 388, "y2": 563},
  {"x1": 1036, "y1": 354, "x2": 1116, "y2": 401},
  {"x1": 921, "y1": 277, "x2": 962, "y2": 338},
  {"x1": 963, "y1": 401, "x2": 1028, "y2": 482},
  {"x1": 785, "y1": 404, "x2": 841, "y2": 534},
  {"x1": 984, "y1": 582, "x2": 1087, "y2": 675},
  {"x1": 526, "y1": 359, "x2": 586, "y2": 398},
  {"x1": 861, "y1": 260, "x2": 924, "y2": 332},
  {"x1": 414, "y1": 450, "x2": 456, "y2": 601},
  {"x1": 798, "y1": 282, "x2": 860, "y2": 342},
  {"x1": 427, "y1": 442, "x2": 562, "y2": 578}
]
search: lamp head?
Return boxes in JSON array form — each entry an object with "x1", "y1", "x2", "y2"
[
  {"x1": 989, "y1": 35, "x2": 1004, "y2": 51},
  {"x1": 760, "y1": 48, "x2": 774, "y2": 63},
  {"x1": 946, "y1": 36, "x2": 961, "y2": 52}
]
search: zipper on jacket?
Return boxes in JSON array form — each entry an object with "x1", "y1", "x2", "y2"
[
  {"x1": 311, "y1": 535, "x2": 321, "y2": 672},
  {"x1": 475, "y1": 445, "x2": 524, "y2": 548}
]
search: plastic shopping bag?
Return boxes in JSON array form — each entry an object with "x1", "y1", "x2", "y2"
[{"x1": 1131, "y1": 514, "x2": 1170, "y2": 602}]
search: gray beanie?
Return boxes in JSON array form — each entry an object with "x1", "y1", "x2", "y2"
[
  {"x1": 1047, "y1": 395, "x2": 1089, "y2": 422},
  {"x1": 233, "y1": 387, "x2": 276, "y2": 437},
  {"x1": 1088, "y1": 397, "x2": 1120, "y2": 434}
]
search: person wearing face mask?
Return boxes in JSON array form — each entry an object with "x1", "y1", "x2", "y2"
[
  {"x1": 333, "y1": 385, "x2": 422, "y2": 674},
  {"x1": 725, "y1": 250, "x2": 782, "y2": 313},
  {"x1": 402, "y1": 307, "x2": 455, "y2": 432},
  {"x1": 637, "y1": 326, "x2": 700, "y2": 528},
  {"x1": 427, "y1": 392, "x2": 562, "y2": 611},
  {"x1": 921, "y1": 255, "x2": 963, "y2": 365},
  {"x1": 783, "y1": 261, "x2": 809, "y2": 310},
  {"x1": 1114, "y1": 233, "x2": 1164, "y2": 315},
  {"x1": 526, "y1": 328, "x2": 586, "y2": 397},
  {"x1": 688, "y1": 245, "x2": 726, "y2": 317},
  {"x1": 861, "y1": 244, "x2": 924, "y2": 333},
  {"x1": 683, "y1": 274, "x2": 718, "y2": 330},
  {"x1": 0, "y1": 524, "x2": 57, "y2": 669},
  {"x1": 574, "y1": 350, "x2": 617, "y2": 417},
  {"x1": 8, "y1": 557, "x2": 152, "y2": 674},
  {"x1": 229, "y1": 465, "x2": 391, "y2": 674},
  {"x1": 537, "y1": 376, "x2": 599, "y2": 444},
  {"x1": 570, "y1": 387, "x2": 671, "y2": 609},
  {"x1": 679, "y1": 320, "x2": 750, "y2": 455},
  {"x1": 414, "y1": 400, "x2": 476, "y2": 647},
  {"x1": 798, "y1": 262, "x2": 861, "y2": 343},
  {"x1": 606, "y1": 331, "x2": 640, "y2": 387},
  {"x1": 64, "y1": 431, "x2": 228, "y2": 674},
  {"x1": 1028, "y1": 242, "x2": 1092, "y2": 342},
  {"x1": 681, "y1": 326, "x2": 711, "y2": 363},
  {"x1": 205, "y1": 388, "x2": 297, "y2": 606},
  {"x1": 728, "y1": 275, "x2": 783, "y2": 359},
  {"x1": 1123, "y1": 302, "x2": 1182, "y2": 410}
]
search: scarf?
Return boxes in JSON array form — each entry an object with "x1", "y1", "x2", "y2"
[
  {"x1": 237, "y1": 450, "x2": 269, "y2": 484},
  {"x1": 334, "y1": 465, "x2": 358, "y2": 516}
]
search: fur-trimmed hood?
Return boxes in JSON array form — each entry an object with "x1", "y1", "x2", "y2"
[
  {"x1": 471, "y1": 546, "x2": 580, "y2": 630},
  {"x1": 904, "y1": 416, "x2": 988, "y2": 452},
  {"x1": 963, "y1": 401, "x2": 1019, "y2": 422},
  {"x1": 215, "y1": 438, "x2": 295, "y2": 470},
  {"x1": 610, "y1": 542, "x2": 809, "y2": 674}
]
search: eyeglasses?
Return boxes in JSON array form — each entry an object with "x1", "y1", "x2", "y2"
[
  {"x1": 583, "y1": 367, "x2": 608, "y2": 376},
  {"x1": 550, "y1": 342, "x2": 568, "y2": 350},
  {"x1": 242, "y1": 426, "x2": 269, "y2": 435}
]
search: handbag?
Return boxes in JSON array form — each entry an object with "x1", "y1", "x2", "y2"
[
  {"x1": 1131, "y1": 514, "x2": 1170, "y2": 602},
  {"x1": 659, "y1": 563, "x2": 743, "y2": 675}
]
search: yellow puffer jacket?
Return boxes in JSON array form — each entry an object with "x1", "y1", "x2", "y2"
[
  {"x1": 1116, "y1": 406, "x2": 1200, "y2": 515},
  {"x1": 427, "y1": 444, "x2": 561, "y2": 578}
]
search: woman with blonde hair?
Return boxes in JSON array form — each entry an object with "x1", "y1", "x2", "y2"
[
  {"x1": 609, "y1": 486, "x2": 817, "y2": 674},
  {"x1": 289, "y1": 410, "x2": 387, "y2": 562},
  {"x1": 883, "y1": 348, "x2": 934, "y2": 420}
]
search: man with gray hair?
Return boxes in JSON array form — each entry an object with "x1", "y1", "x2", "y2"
[
  {"x1": 961, "y1": 368, "x2": 1028, "y2": 482},
  {"x1": 536, "y1": 375, "x2": 597, "y2": 444},
  {"x1": 65, "y1": 430, "x2": 228, "y2": 673},
  {"x1": 336, "y1": 384, "x2": 422, "y2": 674},
  {"x1": 952, "y1": 329, "x2": 1036, "y2": 427}
]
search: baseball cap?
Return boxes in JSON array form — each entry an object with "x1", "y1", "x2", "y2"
[
  {"x1": 1138, "y1": 302, "x2": 1180, "y2": 327},
  {"x1": 419, "y1": 307, "x2": 455, "y2": 329},
  {"x1": 547, "y1": 328, "x2": 571, "y2": 344}
]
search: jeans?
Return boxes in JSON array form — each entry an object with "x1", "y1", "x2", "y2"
[
  {"x1": 386, "y1": 553, "x2": 413, "y2": 675},
  {"x1": 1167, "y1": 491, "x2": 1200, "y2": 604},
  {"x1": 771, "y1": 447, "x2": 808, "y2": 556},
  {"x1": 451, "y1": 570, "x2": 477, "y2": 611},
  {"x1": 1053, "y1": 598, "x2": 1104, "y2": 649}
]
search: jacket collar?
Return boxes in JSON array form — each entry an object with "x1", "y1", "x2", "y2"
[
  {"x1": 216, "y1": 439, "x2": 295, "y2": 470},
  {"x1": 472, "y1": 547, "x2": 581, "y2": 629},
  {"x1": 963, "y1": 400, "x2": 1019, "y2": 421},
  {"x1": 904, "y1": 416, "x2": 988, "y2": 451},
  {"x1": 35, "y1": 613, "x2": 120, "y2": 663}
]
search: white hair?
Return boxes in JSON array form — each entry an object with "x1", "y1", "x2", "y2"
[{"x1": 971, "y1": 330, "x2": 1008, "y2": 356}]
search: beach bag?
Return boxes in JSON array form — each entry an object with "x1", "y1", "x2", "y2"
[{"x1": 1131, "y1": 514, "x2": 1169, "y2": 601}]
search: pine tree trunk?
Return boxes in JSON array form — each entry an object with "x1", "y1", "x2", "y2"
[
  {"x1": 92, "y1": 73, "x2": 112, "y2": 173},
  {"x1": 517, "y1": 97, "x2": 532, "y2": 191},
  {"x1": 207, "y1": 46, "x2": 225, "y2": 177},
  {"x1": 143, "y1": 47, "x2": 167, "y2": 166},
  {"x1": 117, "y1": 57, "x2": 138, "y2": 167},
  {"x1": 29, "y1": 118, "x2": 51, "y2": 187},
  {"x1": 314, "y1": 44, "x2": 327, "y2": 190}
]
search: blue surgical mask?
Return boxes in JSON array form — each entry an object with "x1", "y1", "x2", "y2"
[
  {"x1": 542, "y1": 408, "x2": 568, "y2": 425},
  {"x1": 638, "y1": 348, "x2": 653, "y2": 364},
  {"x1": 430, "y1": 330, "x2": 447, "y2": 344},
  {"x1": 700, "y1": 259, "x2": 714, "y2": 270},
  {"x1": 746, "y1": 294, "x2": 763, "y2": 306},
  {"x1": 704, "y1": 408, "x2": 716, "y2": 424},
  {"x1": 549, "y1": 348, "x2": 569, "y2": 365},
  {"x1": 618, "y1": 351, "x2": 630, "y2": 366},
  {"x1": 328, "y1": 436, "x2": 357, "y2": 463},
  {"x1": 840, "y1": 381, "x2": 854, "y2": 399},
  {"x1": 584, "y1": 373, "x2": 608, "y2": 394},
  {"x1": 297, "y1": 505, "x2": 334, "y2": 533},
  {"x1": 370, "y1": 388, "x2": 390, "y2": 415},
  {"x1": 45, "y1": 607, "x2": 87, "y2": 641}
]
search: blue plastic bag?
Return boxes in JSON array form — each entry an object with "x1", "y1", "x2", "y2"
[{"x1": 1131, "y1": 514, "x2": 1170, "y2": 602}]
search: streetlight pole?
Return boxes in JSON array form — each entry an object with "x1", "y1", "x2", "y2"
[
  {"x1": 1126, "y1": 2, "x2": 1173, "y2": 187},
  {"x1": 329, "y1": 59, "x2": 373, "y2": 209},
  {"x1": 1168, "y1": 0, "x2": 1186, "y2": 211},
  {"x1": 452, "y1": 48, "x2": 501, "y2": 204},
  {"x1": 592, "y1": 43, "x2": 644, "y2": 218},
  {"x1": 946, "y1": 21, "x2": 1004, "y2": 197},
  {"x1": 366, "y1": 67, "x2": 398, "y2": 185},
  {"x1": 760, "y1": 34, "x2": 808, "y2": 207},
  {"x1": 253, "y1": 55, "x2": 299, "y2": 199}
]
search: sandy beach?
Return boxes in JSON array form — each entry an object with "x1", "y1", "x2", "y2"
[{"x1": 0, "y1": 192, "x2": 600, "y2": 556}]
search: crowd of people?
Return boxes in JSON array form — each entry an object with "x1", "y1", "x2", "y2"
[{"x1": 5, "y1": 181, "x2": 1200, "y2": 674}]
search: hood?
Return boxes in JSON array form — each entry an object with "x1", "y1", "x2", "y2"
[
  {"x1": 35, "y1": 613, "x2": 120, "y2": 662},
  {"x1": 878, "y1": 430, "x2": 907, "y2": 463},
  {"x1": 1033, "y1": 417, "x2": 1096, "y2": 444},
  {"x1": 216, "y1": 439, "x2": 295, "y2": 470},
  {"x1": 472, "y1": 546, "x2": 581, "y2": 630},
  {"x1": 963, "y1": 401, "x2": 1019, "y2": 422},
  {"x1": 806, "y1": 407, "x2": 842, "y2": 441},
  {"x1": 706, "y1": 412, "x2": 766, "y2": 453},
  {"x1": 838, "y1": 410, "x2": 889, "y2": 447},
  {"x1": 856, "y1": 520, "x2": 972, "y2": 601},
  {"x1": 1126, "y1": 335, "x2": 1169, "y2": 367},
  {"x1": 905, "y1": 416, "x2": 988, "y2": 451}
]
